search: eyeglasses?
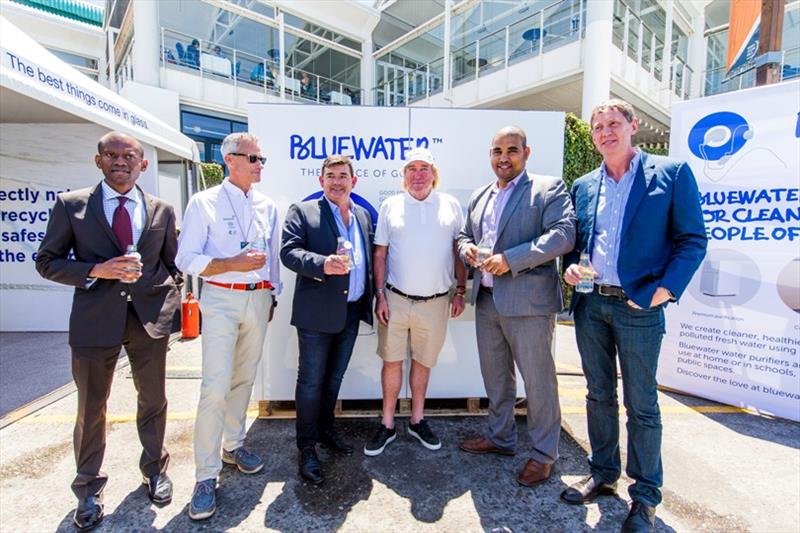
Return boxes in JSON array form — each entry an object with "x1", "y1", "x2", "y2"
[{"x1": 229, "y1": 153, "x2": 266, "y2": 164}]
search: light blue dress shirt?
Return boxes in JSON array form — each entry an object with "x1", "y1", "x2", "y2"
[
  {"x1": 592, "y1": 150, "x2": 641, "y2": 287},
  {"x1": 326, "y1": 197, "x2": 366, "y2": 302}
]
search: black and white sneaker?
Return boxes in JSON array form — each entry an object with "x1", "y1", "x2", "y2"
[
  {"x1": 363, "y1": 424, "x2": 396, "y2": 456},
  {"x1": 408, "y1": 419, "x2": 441, "y2": 450}
]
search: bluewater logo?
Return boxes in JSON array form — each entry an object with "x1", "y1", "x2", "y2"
[{"x1": 687, "y1": 112, "x2": 752, "y2": 162}]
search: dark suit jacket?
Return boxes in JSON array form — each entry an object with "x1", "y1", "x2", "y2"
[
  {"x1": 36, "y1": 182, "x2": 183, "y2": 348},
  {"x1": 280, "y1": 197, "x2": 374, "y2": 333},
  {"x1": 458, "y1": 172, "x2": 576, "y2": 316},
  {"x1": 567, "y1": 152, "x2": 708, "y2": 310}
]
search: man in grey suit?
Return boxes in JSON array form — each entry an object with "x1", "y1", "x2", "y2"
[{"x1": 457, "y1": 126, "x2": 575, "y2": 487}]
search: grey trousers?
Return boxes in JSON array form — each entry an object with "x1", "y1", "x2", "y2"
[{"x1": 475, "y1": 290, "x2": 561, "y2": 464}]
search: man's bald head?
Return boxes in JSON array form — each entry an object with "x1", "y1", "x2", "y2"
[
  {"x1": 492, "y1": 126, "x2": 527, "y2": 149},
  {"x1": 97, "y1": 132, "x2": 144, "y2": 157}
]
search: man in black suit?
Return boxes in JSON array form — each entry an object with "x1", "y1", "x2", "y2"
[
  {"x1": 280, "y1": 154, "x2": 374, "y2": 485},
  {"x1": 36, "y1": 132, "x2": 182, "y2": 530}
]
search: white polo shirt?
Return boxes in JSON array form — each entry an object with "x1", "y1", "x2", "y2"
[
  {"x1": 176, "y1": 178, "x2": 281, "y2": 293},
  {"x1": 375, "y1": 191, "x2": 463, "y2": 296}
]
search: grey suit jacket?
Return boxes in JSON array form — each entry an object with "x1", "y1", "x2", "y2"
[
  {"x1": 457, "y1": 172, "x2": 576, "y2": 316},
  {"x1": 280, "y1": 196, "x2": 374, "y2": 333},
  {"x1": 36, "y1": 182, "x2": 183, "y2": 348}
]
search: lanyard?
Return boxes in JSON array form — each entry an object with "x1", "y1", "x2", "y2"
[{"x1": 222, "y1": 185, "x2": 255, "y2": 248}]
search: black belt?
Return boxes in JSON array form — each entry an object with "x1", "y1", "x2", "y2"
[
  {"x1": 479, "y1": 285, "x2": 493, "y2": 295},
  {"x1": 596, "y1": 284, "x2": 627, "y2": 299},
  {"x1": 386, "y1": 283, "x2": 448, "y2": 302}
]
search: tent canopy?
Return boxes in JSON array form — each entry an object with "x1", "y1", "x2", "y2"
[{"x1": 0, "y1": 16, "x2": 199, "y2": 162}]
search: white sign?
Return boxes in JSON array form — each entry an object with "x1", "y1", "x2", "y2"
[
  {"x1": 249, "y1": 104, "x2": 565, "y2": 400},
  {"x1": 663, "y1": 80, "x2": 800, "y2": 421}
]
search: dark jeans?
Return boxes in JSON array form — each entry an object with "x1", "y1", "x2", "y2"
[
  {"x1": 295, "y1": 302, "x2": 361, "y2": 450},
  {"x1": 574, "y1": 291, "x2": 666, "y2": 507}
]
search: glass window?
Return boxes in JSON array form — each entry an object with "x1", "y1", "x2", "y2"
[{"x1": 283, "y1": 12, "x2": 361, "y2": 51}]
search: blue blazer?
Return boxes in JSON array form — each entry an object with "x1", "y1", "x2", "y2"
[
  {"x1": 567, "y1": 152, "x2": 707, "y2": 310},
  {"x1": 280, "y1": 196, "x2": 374, "y2": 333}
]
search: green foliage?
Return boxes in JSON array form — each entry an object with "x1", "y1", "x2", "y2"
[
  {"x1": 641, "y1": 144, "x2": 670, "y2": 156},
  {"x1": 200, "y1": 162, "x2": 224, "y2": 190}
]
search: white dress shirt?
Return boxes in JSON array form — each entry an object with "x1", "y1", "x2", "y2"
[
  {"x1": 101, "y1": 180, "x2": 145, "y2": 245},
  {"x1": 176, "y1": 178, "x2": 282, "y2": 293}
]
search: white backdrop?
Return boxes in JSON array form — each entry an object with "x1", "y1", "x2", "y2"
[
  {"x1": 249, "y1": 104, "x2": 566, "y2": 400},
  {"x1": 662, "y1": 80, "x2": 800, "y2": 421},
  {"x1": 0, "y1": 123, "x2": 159, "y2": 331}
]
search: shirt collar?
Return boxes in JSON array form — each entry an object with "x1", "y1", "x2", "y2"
[
  {"x1": 600, "y1": 149, "x2": 641, "y2": 183},
  {"x1": 222, "y1": 177, "x2": 252, "y2": 200},
  {"x1": 101, "y1": 180, "x2": 139, "y2": 203},
  {"x1": 493, "y1": 170, "x2": 524, "y2": 193},
  {"x1": 324, "y1": 195, "x2": 353, "y2": 215},
  {"x1": 405, "y1": 190, "x2": 435, "y2": 204}
]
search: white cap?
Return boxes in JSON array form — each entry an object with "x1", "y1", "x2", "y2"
[{"x1": 400, "y1": 147, "x2": 435, "y2": 173}]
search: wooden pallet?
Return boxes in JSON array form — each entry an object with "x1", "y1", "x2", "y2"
[{"x1": 257, "y1": 397, "x2": 529, "y2": 419}]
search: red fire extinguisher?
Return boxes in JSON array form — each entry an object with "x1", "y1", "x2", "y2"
[{"x1": 182, "y1": 292, "x2": 200, "y2": 339}]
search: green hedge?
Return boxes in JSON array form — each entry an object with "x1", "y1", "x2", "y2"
[{"x1": 200, "y1": 162, "x2": 224, "y2": 190}]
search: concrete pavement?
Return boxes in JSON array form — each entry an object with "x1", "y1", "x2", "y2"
[{"x1": 0, "y1": 325, "x2": 798, "y2": 532}]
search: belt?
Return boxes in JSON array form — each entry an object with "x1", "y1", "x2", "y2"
[
  {"x1": 386, "y1": 283, "x2": 448, "y2": 302},
  {"x1": 206, "y1": 280, "x2": 274, "y2": 291},
  {"x1": 596, "y1": 284, "x2": 627, "y2": 299},
  {"x1": 479, "y1": 285, "x2": 493, "y2": 294}
]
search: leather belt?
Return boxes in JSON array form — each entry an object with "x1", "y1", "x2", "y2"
[
  {"x1": 206, "y1": 280, "x2": 274, "y2": 291},
  {"x1": 596, "y1": 284, "x2": 627, "y2": 299},
  {"x1": 479, "y1": 285, "x2": 493, "y2": 294},
  {"x1": 386, "y1": 283, "x2": 448, "y2": 302}
]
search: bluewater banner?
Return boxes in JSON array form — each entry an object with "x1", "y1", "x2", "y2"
[
  {"x1": 248, "y1": 104, "x2": 565, "y2": 400},
  {"x1": 664, "y1": 80, "x2": 800, "y2": 421}
]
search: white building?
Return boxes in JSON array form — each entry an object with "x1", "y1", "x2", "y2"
[{"x1": 3, "y1": 0, "x2": 799, "y2": 171}]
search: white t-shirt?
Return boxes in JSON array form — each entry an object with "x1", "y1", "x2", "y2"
[{"x1": 375, "y1": 191, "x2": 464, "y2": 296}]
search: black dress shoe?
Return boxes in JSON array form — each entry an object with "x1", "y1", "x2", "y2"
[
  {"x1": 299, "y1": 447, "x2": 323, "y2": 485},
  {"x1": 320, "y1": 430, "x2": 354, "y2": 455},
  {"x1": 621, "y1": 502, "x2": 656, "y2": 533},
  {"x1": 143, "y1": 472, "x2": 173, "y2": 505},
  {"x1": 73, "y1": 495, "x2": 104, "y2": 531},
  {"x1": 560, "y1": 475, "x2": 617, "y2": 505}
]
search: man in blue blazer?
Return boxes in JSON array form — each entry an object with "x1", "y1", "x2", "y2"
[
  {"x1": 280, "y1": 155, "x2": 374, "y2": 485},
  {"x1": 561, "y1": 99, "x2": 707, "y2": 533}
]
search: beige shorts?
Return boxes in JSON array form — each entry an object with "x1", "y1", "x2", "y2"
[{"x1": 377, "y1": 289, "x2": 450, "y2": 368}]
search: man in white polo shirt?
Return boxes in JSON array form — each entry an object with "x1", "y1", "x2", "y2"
[
  {"x1": 364, "y1": 147, "x2": 467, "y2": 456},
  {"x1": 176, "y1": 132, "x2": 281, "y2": 520}
]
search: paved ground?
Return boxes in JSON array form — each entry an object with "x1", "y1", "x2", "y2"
[
  {"x1": 0, "y1": 332, "x2": 72, "y2": 416},
  {"x1": 0, "y1": 325, "x2": 798, "y2": 532}
]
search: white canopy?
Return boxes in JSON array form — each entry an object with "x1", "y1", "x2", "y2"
[{"x1": 0, "y1": 16, "x2": 199, "y2": 162}]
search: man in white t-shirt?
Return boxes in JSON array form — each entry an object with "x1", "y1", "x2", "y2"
[{"x1": 364, "y1": 147, "x2": 467, "y2": 456}]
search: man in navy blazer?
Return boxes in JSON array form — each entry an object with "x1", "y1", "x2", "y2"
[
  {"x1": 561, "y1": 99, "x2": 707, "y2": 533},
  {"x1": 281, "y1": 154, "x2": 374, "y2": 485}
]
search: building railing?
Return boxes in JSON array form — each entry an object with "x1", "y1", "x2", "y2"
[
  {"x1": 373, "y1": 0, "x2": 586, "y2": 105},
  {"x1": 160, "y1": 28, "x2": 363, "y2": 105},
  {"x1": 703, "y1": 46, "x2": 800, "y2": 97}
]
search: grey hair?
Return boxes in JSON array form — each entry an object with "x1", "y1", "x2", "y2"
[{"x1": 221, "y1": 132, "x2": 260, "y2": 157}]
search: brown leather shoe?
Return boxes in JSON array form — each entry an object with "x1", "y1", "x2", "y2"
[
  {"x1": 517, "y1": 459, "x2": 552, "y2": 487},
  {"x1": 459, "y1": 436, "x2": 515, "y2": 456}
]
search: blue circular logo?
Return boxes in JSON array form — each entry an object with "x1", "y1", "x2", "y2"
[{"x1": 687, "y1": 112, "x2": 751, "y2": 161}]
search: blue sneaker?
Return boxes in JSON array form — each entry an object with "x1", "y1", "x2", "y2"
[
  {"x1": 188, "y1": 479, "x2": 216, "y2": 521},
  {"x1": 222, "y1": 447, "x2": 264, "y2": 474}
]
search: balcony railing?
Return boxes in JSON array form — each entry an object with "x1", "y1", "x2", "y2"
[
  {"x1": 703, "y1": 46, "x2": 800, "y2": 97},
  {"x1": 373, "y1": 0, "x2": 586, "y2": 105},
  {"x1": 160, "y1": 28, "x2": 363, "y2": 105}
]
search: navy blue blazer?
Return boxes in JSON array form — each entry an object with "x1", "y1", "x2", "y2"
[
  {"x1": 280, "y1": 196, "x2": 374, "y2": 333},
  {"x1": 566, "y1": 152, "x2": 707, "y2": 310}
]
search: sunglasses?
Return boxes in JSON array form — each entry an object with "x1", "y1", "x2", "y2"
[{"x1": 229, "y1": 153, "x2": 267, "y2": 164}]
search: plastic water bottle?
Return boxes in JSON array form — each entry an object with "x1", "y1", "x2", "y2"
[
  {"x1": 122, "y1": 244, "x2": 141, "y2": 284},
  {"x1": 576, "y1": 252, "x2": 595, "y2": 293},
  {"x1": 249, "y1": 229, "x2": 268, "y2": 255},
  {"x1": 336, "y1": 236, "x2": 353, "y2": 272}
]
